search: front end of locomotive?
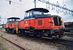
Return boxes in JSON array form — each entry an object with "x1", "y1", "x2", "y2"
[{"x1": 45, "y1": 16, "x2": 64, "y2": 38}]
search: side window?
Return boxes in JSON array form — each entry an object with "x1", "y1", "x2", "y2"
[
  {"x1": 29, "y1": 11, "x2": 32, "y2": 16},
  {"x1": 24, "y1": 13, "x2": 29, "y2": 19},
  {"x1": 16, "y1": 19, "x2": 20, "y2": 21},
  {"x1": 7, "y1": 19, "x2": 12, "y2": 23},
  {"x1": 33, "y1": 11, "x2": 42, "y2": 15},
  {"x1": 24, "y1": 11, "x2": 33, "y2": 19},
  {"x1": 9, "y1": 19, "x2": 12, "y2": 21},
  {"x1": 26, "y1": 13, "x2": 29, "y2": 17}
]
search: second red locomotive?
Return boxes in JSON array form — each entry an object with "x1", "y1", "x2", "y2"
[{"x1": 4, "y1": 8, "x2": 64, "y2": 38}]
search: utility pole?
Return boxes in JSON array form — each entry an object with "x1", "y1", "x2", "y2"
[
  {"x1": 19, "y1": 0, "x2": 22, "y2": 2},
  {"x1": 34, "y1": 0, "x2": 36, "y2": 8},
  {"x1": 9, "y1": 0, "x2": 12, "y2": 5}
]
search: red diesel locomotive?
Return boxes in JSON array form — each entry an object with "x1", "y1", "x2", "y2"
[
  {"x1": 4, "y1": 17, "x2": 20, "y2": 33},
  {"x1": 4, "y1": 8, "x2": 64, "y2": 38}
]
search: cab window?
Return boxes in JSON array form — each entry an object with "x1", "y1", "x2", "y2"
[
  {"x1": 33, "y1": 11, "x2": 43, "y2": 15},
  {"x1": 24, "y1": 11, "x2": 33, "y2": 19}
]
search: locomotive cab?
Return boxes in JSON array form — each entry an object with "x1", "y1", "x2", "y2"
[
  {"x1": 7, "y1": 17, "x2": 20, "y2": 23},
  {"x1": 18, "y1": 8, "x2": 64, "y2": 38},
  {"x1": 24, "y1": 8, "x2": 49, "y2": 19},
  {"x1": 4, "y1": 17, "x2": 20, "y2": 33}
]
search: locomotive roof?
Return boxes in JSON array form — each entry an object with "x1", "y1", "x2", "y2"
[
  {"x1": 7, "y1": 17, "x2": 20, "y2": 19},
  {"x1": 26, "y1": 8, "x2": 49, "y2": 13}
]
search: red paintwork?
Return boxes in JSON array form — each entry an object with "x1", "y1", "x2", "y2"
[
  {"x1": 4, "y1": 17, "x2": 63, "y2": 31},
  {"x1": 4, "y1": 22, "x2": 17, "y2": 29},
  {"x1": 18, "y1": 17, "x2": 63, "y2": 30}
]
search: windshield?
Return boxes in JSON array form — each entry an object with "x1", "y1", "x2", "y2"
[
  {"x1": 24, "y1": 11, "x2": 49, "y2": 19},
  {"x1": 33, "y1": 11, "x2": 43, "y2": 15}
]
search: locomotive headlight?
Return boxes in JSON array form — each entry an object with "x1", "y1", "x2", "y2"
[{"x1": 25, "y1": 21, "x2": 29, "y2": 26}]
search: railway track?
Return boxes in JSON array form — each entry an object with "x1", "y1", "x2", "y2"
[
  {"x1": 0, "y1": 30, "x2": 73, "y2": 50},
  {"x1": 0, "y1": 35, "x2": 25, "y2": 50},
  {"x1": 52, "y1": 38, "x2": 73, "y2": 46},
  {"x1": 0, "y1": 30, "x2": 73, "y2": 42}
]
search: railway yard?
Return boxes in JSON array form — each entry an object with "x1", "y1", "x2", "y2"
[
  {"x1": 0, "y1": 30, "x2": 73, "y2": 50},
  {"x1": 0, "y1": 0, "x2": 73, "y2": 50}
]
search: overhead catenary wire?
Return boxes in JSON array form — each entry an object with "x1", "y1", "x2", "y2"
[{"x1": 38, "y1": 0, "x2": 73, "y2": 13}]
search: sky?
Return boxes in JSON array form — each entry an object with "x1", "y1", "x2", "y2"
[{"x1": 0, "y1": 0, "x2": 73, "y2": 24}]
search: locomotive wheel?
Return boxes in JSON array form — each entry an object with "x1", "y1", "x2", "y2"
[
  {"x1": 19, "y1": 29, "x2": 26, "y2": 36},
  {"x1": 16, "y1": 30, "x2": 21, "y2": 36},
  {"x1": 34, "y1": 31, "x2": 43, "y2": 38},
  {"x1": 52, "y1": 35, "x2": 62, "y2": 39},
  {"x1": 27, "y1": 27, "x2": 35, "y2": 37},
  {"x1": 8, "y1": 29, "x2": 10, "y2": 33},
  {"x1": 57, "y1": 35, "x2": 63, "y2": 39},
  {"x1": 5, "y1": 28, "x2": 8, "y2": 32},
  {"x1": 24, "y1": 30, "x2": 33, "y2": 36},
  {"x1": 7, "y1": 29, "x2": 9, "y2": 33},
  {"x1": 12, "y1": 29, "x2": 16, "y2": 34},
  {"x1": 18, "y1": 29, "x2": 23, "y2": 36}
]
